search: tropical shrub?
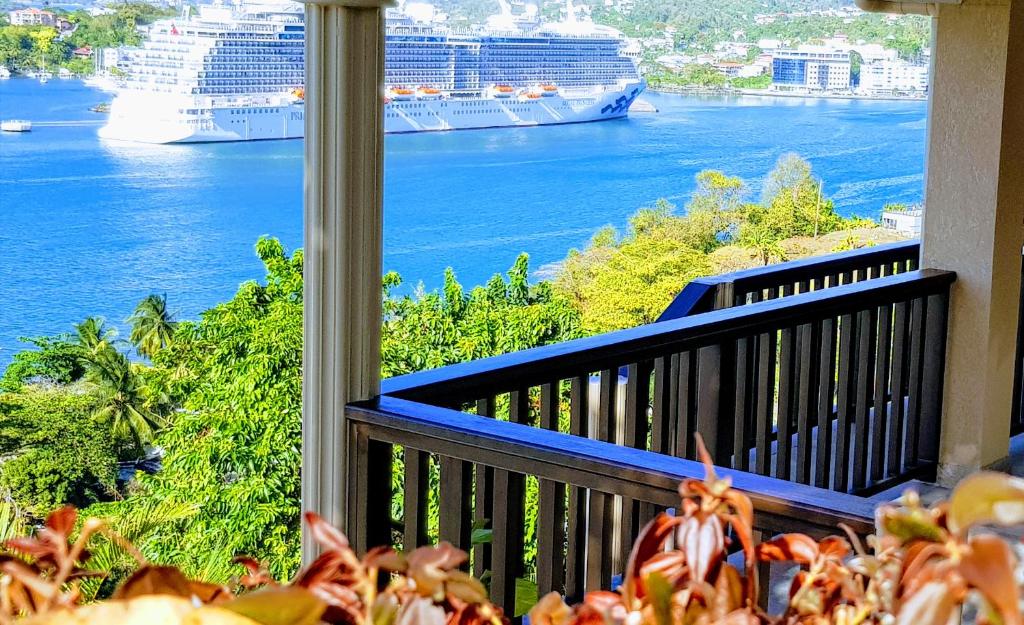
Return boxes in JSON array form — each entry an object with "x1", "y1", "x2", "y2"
[
  {"x1": 0, "y1": 507, "x2": 507, "y2": 625},
  {"x1": 531, "y1": 443, "x2": 1024, "y2": 625},
  {"x1": 0, "y1": 387, "x2": 122, "y2": 515},
  {"x1": 2, "y1": 447, "x2": 1024, "y2": 625}
]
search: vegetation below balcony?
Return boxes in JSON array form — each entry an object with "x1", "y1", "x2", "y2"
[{"x1": 0, "y1": 154, "x2": 911, "y2": 592}]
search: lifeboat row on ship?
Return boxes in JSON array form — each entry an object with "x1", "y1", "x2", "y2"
[{"x1": 386, "y1": 84, "x2": 561, "y2": 102}]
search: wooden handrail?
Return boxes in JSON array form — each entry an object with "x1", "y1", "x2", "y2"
[
  {"x1": 383, "y1": 268, "x2": 953, "y2": 404},
  {"x1": 347, "y1": 396, "x2": 877, "y2": 537},
  {"x1": 658, "y1": 240, "x2": 920, "y2": 320}
]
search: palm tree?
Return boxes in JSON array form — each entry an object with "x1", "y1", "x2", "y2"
[
  {"x1": 128, "y1": 294, "x2": 177, "y2": 359},
  {"x1": 739, "y1": 225, "x2": 787, "y2": 266},
  {"x1": 74, "y1": 316, "x2": 117, "y2": 356},
  {"x1": 88, "y1": 351, "x2": 165, "y2": 452}
]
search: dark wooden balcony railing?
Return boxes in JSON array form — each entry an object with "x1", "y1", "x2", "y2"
[
  {"x1": 346, "y1": 396, "x2": 877, "y2": 608},
  {"x1": 384, "y1": 268, "x2": 953, "y2": 494},
  {"x1": 348, "y1": 258, "x2": 953, "y2": 616},
  {"x1": 658, "y1": 239, "x2": 920, "y2": 320}
]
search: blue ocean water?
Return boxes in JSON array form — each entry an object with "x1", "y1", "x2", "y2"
[{"x1": 0, "y1": 78, "x2": 927, "y2": 367}]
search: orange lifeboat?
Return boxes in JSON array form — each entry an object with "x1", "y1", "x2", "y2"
[
  {"x1": 493, "y1": 85, "x2": 514, "y2": 98},
  {"x1": 417, "y1": 86, "x2": 442, "y2": 100},
  {"x1": 390, "y1": 87, "x2": 415, "y2": 101},
  {"x1": 524, "y1": 92, "x2": 542, "y2": 99},
  {"x1": 540, "y1": 84, "x2": 557, "y2": 96},
  {"x1": 291, "y1": 88, "x2": 305, "y2": 101}
]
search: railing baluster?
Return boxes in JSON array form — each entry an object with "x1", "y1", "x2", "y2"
[
  {"x1": 835, "y1": 312, "x2": 857, "y2": 492},
  {"x1": 675, "y1": 352, "x2": 694, "y2": 459},
  {"x1": 473, "y1": 397, "x2": 496, "y2": 579},
  {"x1": 919, "y1": 292, "x2": 950, "y2": 467},
  {"x1": 888, "y1": 301, "x2": 910, "y2": 475},
  {"x1": 754, "y1": 331, "x2": 777, "y2": 476},
  {"x1": 905, "y1": 298, "x2": 926, "y2": 467},
  {"x1": 815, "y1": 317, "x2": 837, "y2": 489},
  {"x1": 490, "y1": 388, "x2": 529, "y2": 609},
  {"x1": 537, "y1": 381, "x2": 566, "y2": 597},
  {"x1": 619, "y1": 363, "x2": 650, "y2": 572},
  {"x1": 734, "y1": 336, "x2": 752, "y2": 471},
  {"x1": 651, "y1": 356, "x2": 673, "y2": 455},
  {"x1": 490, "y1": 467, "x2": 525, "y2": 609},
  {"x1": 795, "y1": 322, "x2": 817, "y2": 484},
  {"x1": 404, "y1": 448, "x2": 430, "y2": 550},
  {"x1": 777, "y1": 325, "x2": 797, "y2": 481},
  {"x1": 564, "y1": 376, "x2": 589, "y2": 600},
  {"x1": 586, "y1": 490, "x2": 613, "y2": 592},
  {"x1": 852, "y1": 308, "x2": 877, "y2": 491},
  {"x1": 351, "y1": 426, "x2": 393, "y2": 554},
  {"x1": 871, "y1": 297, "x2": 894, "y2": 482},
  {"x1": 439, "y1": 455, "x2": 473, "y2": 553}
]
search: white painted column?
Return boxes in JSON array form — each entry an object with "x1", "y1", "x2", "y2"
[
  {"x1": 301, "y1": 0, "x2": 388, "y2": 561},
  {"x1": 921, "y1": 0, "x2": 1024, "y2": 482}
]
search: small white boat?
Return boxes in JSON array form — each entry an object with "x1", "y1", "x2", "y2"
[
  {"x1": 0, "y1": 67, "x2": 10, "y2": 79},
  {"x1": 1, "y1": 120, "x2": 32, "y2": 132}
]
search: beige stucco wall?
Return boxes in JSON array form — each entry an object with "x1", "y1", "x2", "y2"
[{"x1": 921, "y1": 0, "x2": 1024, "y2": 482}]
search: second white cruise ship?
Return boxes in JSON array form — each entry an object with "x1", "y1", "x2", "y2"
[{"x1": 98, "y1": 0, "x2": 645, "y2": 143}]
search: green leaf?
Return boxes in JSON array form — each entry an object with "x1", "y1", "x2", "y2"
[
  {"x1": 471, "y1": 528, "x2": 493, "y2": 546},
  {"x1": 513, "y1": 577, "x2": 538, "y2": 618}
]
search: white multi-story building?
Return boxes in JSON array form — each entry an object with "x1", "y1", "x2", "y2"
[
  {"x1": 859, "y1": 59, "x2": 929, "y2": 95},
  {"x1": 772, "y1": 45, "x2": 851, "y2": 92},
  {"x1": 8, "y1": 8, "x2": 56, "y2": 26},
  {"x1": 881, "y1": 206, "x2": 923, "y2": 237}
]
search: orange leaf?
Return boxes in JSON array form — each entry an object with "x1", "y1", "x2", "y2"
[
  {"x1": 755, "y1": 534, "x2": 819, "y2": 565},
  {"x1": 678, "y1": 514, "x2": 726, "y2": 582},
  {"x1": 624, "y1": 512, "x2": 682, "y2": 598},
  {"x1": 958, "y1": 534, "x2": 1022, "y2": 625},
  {"x1": 303, "y1": 512, "x2": 350, "y2": 553},
  {"x1": 112, "y1": 565, "x2": 195, "y2": 600}
]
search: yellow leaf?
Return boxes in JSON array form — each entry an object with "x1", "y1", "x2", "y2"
[
  {"x1": 22, "y1": 595, "x2": 196, "y2": 625},
  {"x1": 948, "y1": 471, "x2": 1024, "y2": 534},
  {"x1": 218, "y1": 586, "x2": 326, "y2": 625}
]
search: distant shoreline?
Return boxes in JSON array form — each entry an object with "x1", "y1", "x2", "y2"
[{"x1": 648, "y1": 86, "x2": 927, "y2": 103}]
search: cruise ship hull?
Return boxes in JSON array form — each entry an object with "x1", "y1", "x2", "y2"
[{"x1": 98, "y1": 81, "x2": 645, "y2": 144}]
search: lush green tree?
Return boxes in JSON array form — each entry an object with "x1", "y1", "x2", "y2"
[
  {"x1": 0, "y1": 387, "x2": 121, "y2": 517},
  {"x1": 103, "y1": 238, "x2": 305, "y2": 581},
  {"x1": 129, "y1": 294, "x2": 177, "y2": 359},
  {"x1": 0, "y1": 335, "x2": 85, "y2": 391},
  {"x1": 557, "y1": 204, "x2": 712, "y2": 332},
  {"x1": 381, "y1": 254, "x2": 582, "y2": 376},
  {"x1": 743, "y1": 154, "x2": 843, "y2": 241}
]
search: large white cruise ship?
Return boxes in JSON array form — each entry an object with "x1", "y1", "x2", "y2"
[{"x1": 98, "y1": 0, "x2": 645, "y2": 143}]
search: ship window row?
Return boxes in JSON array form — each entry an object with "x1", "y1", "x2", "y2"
[
  {"x1": 199, "y1": 79, "x2": 301, "y2": 86},
  {"x1": 195, "y1": 86, "x2": 296, "y2": 94},
  {"x1": 218, "y1": 40, "x2": 302, "y2": 48},
  {"x1": 207, "y1": 55, "x2": 303, "y2": 63},
  {"x1": 204, "y1": 64, "x2": 303, "y2": 71},
  {"x1": 201, "y1": 70, "x2": 303, "y2": 78},
  {"x1": 229, "y1": 108, "x2": 284, "y2": 114}
]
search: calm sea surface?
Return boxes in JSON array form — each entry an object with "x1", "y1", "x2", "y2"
[{"x1": 0, "y1": 78, "x2": 927, "y2": 367}]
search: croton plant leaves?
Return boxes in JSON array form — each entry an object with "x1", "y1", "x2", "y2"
[{"x1": 7, "y1": 437, "x2": 1024, "y2": 625}]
